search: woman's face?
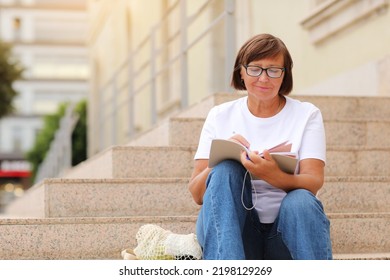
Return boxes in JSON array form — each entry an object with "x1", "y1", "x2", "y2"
[{"x1": 240, "y1": 54, "x2": 284, "y2": 102}]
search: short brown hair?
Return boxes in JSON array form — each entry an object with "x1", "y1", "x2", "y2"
[{"x1": 231, "y1": 33, "x2": 293, "y2": 95}]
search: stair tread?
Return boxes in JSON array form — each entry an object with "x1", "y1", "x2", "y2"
[
  {"x1": 43, "y1": 175, "x2": 390, "y2": 183},
  {"x1": 4, "y1": 178, "x2": 200, "y2": 218},
  {"x1": 1, "y1": 211, "x2": 390, "y2": 259},
  {"x1": 0, "y1": 215, "x2": 197, "y2": 225},
  {"x1": 325, "y1": 176, "x2": 390, "y2": 182},
  {"x1": 0, "y1": 216, "x2": 197, "y2": 260},
  {"x1": 5, "y1": 176, "x2": 389, "y2": 218},
  {"x1": 334, "y1": 252, "x2": 390, "y2": 260},
  {"x1": 327, "y1": 212, "x2": 390, "y2": 218},
  {"x1": 177, "y1": 93, "x2": 390, "y2": 120},
  {"x1": 2, "y1": 211, "x2": 390, "y2": 224}
]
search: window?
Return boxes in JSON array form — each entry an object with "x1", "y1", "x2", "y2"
[{"x1": 13, "y1": 17, "x2": 22, "y2": 41}]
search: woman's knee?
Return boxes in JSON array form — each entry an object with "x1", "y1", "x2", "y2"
[
  {"x1": 280, "y1": 189, "x2": 324, "y2": 215},
  {"x1": 207, "y1": 160, "x2": 246, "y2": 185},
  {"x1": 206, "y1": 159, "x2": 249, "y2": 200},
  {"x1": 210, "y1": 160, "x2": 245, "y2": 176}
]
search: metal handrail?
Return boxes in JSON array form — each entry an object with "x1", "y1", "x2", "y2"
[
  {"x1": 92, "y1": 0, "x2": 236, "y2": 154},
  {"x1": 34, "y1": 103, "x2": 79, "y2": 183}
]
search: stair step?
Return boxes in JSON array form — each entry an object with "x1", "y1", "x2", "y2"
[
  {"x1": 0, "y1": 216, "x2": 197, "y2": 260},
  {"x1": 326, "y1": 147, "x2": 390, "y2": 176},
  {"x1": 64, "y1": 146, "x2": 195, "y2": 179},
  {"x1": 128, "y1": 117, "x2": 205, "y2": 147},
  {"x1": 325, "y1": 120, "x2": 390, "y2": 148},
  {"x1": 4, "y1": 178, "x2": 200, "y2": 218},
  {"x1": 333, "y1": 252, "x2": 390, "y2": 260},
  {"x1": 329, "y1": 213, "x2": 390, "y2": 255},
  {"x1": 177, "y1": 93, "x2": 390, "y2": 121},
  {"x1": 64, "y1": 145, "x2": 390, "y2": 179},
  {"x1": 6, "y1": 176, "x2": 390, "y2": 218},
  {"x1": 320, "y1": 176, "x2": 390, "y2": 213},
  {"x1": 0, "y1": 213, "x2": 389, "y2": 259},
  {"x1": 130, "y1": 117, "x2": 390, "y2": 149},
  {"x1": 130, "y1": 93, "x2": 390, "y2": 149},
  {"x1": 296, "y1": 95, "x2": 390, "y2": 121}
]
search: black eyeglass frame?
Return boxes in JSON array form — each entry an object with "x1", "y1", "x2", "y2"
[{"x1": 243, "y1": 65, "x2": 285, "y2": 78}]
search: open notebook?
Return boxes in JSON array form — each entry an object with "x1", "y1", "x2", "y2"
[{"x1": 208, "y1": 139, "x2": 298, "y2": 174}]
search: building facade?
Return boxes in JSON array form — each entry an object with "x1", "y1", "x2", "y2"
[
  {"x1": 86, "y1": 0, "x2": 390, "y2": 158},
  {"x1": 0, "y1": 0, "x2": 89, "y2": 208}
]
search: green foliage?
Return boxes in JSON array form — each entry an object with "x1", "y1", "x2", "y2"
[
  {"x1": 72, "y1": 99, "x2": 87, "y2": 166},
  {"x1": 0, "y1": 41, "x2": 24, "y2": 118},
  {"x1": 26, "y1": 104, "x2": 66, "y2": 180},
  {"x1": 26, "y1": 100, "x2": 88, "y2": 181}
]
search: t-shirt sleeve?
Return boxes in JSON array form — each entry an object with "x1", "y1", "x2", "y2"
[
  {"x1": 299, "y1": 108, "x2": 326, "y2": 164},
  {"x1": 194, "y1": 107, "x2": 217, "y2": 160}
]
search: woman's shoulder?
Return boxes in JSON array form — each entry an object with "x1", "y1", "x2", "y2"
[{"x1": 286, "y1": 96, "x2": 320, "y2": 112}]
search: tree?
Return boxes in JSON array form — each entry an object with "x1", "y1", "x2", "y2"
[{"x1": 0, "y1": 41, "x2": 23, "y2": 118}]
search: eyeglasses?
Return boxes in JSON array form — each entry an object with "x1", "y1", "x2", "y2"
[{"x1": 243, "y1": 65, "x2": 285, "y2": 78}]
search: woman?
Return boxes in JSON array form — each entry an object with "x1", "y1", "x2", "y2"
[{"x1": 188, "y1": 33, "x2": 332, "y2": 260}]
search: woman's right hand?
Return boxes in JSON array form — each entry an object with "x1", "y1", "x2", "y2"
[
  {"x1": 188, "y1": 134, "x2": 251, "y2": 205},
  {"x1": 228, "y1": 134, "x2": 250, "y2": 149}
]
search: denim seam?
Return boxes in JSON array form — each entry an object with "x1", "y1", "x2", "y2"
[
  {"x1": 276, "y1": 224, "x2": 296, "y2": 260},
  {"x1": 209, "y1": 180, "x2": 222, "y2": 259}
]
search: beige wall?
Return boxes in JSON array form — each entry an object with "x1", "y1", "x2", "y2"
[
  {"x1": 86, "y1": 0, "x2": 229, "y2": 155},
  {"x1": 247, "y1": 0, "x2": 390, "y2": 96},
  {"x1": 86, "y1": 0, "x2": 390, "y2": 156},
  {"x1": 87, "y1": 0, "x2": 165, "y2": 155}
]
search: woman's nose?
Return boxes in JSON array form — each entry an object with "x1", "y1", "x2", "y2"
[{"x1": 257, "y1": 70, "x2": 269, "y2": 81}]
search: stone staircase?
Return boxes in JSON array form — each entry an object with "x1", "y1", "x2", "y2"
[{"x1": 1, "y1": 92, "x2": 390, "y2": 260}]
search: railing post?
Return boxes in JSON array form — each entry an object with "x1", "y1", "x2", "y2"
[
  {"x1": 127, "y1": 56, "x2": 135, "y2": 137},
  {"x1": 99, "y1": 89, "x2": 104, "y2": 151},
  {"x1": 224, "y1": 0, "x2": 236, "y2": 93},
  {"x1": 150, "y1": 28, "x2": 157, "y2": 124},
  {"x1": 180, "y1": 0, "x2": 188, "y2": 109},
  {"x1": 62, "y1": 111, "x2": 71, "y2": 170},
  {"x1": 112, "y1": 78, "x2": 117, "y2": 145},
  {"x1": 34, "y1": 103, "x2": 79, "y2": 183}
]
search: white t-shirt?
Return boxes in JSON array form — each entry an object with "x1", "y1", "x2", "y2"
[{"x1": 194, "y1": 96, "x2": 326, "y2": 223}]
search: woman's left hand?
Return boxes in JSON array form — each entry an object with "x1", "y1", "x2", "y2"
[
  {"x1": 240, "y1": 149, "x2": 282, "y2": 184},
  {"x1": 240, "y1": 150, "x2": 325, "y2": 194}
]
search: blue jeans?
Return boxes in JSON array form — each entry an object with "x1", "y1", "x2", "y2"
[{"x1": 196, "y1": 160, "x2": 333, "y2": 260}]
